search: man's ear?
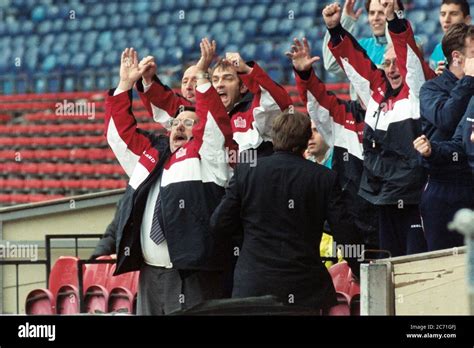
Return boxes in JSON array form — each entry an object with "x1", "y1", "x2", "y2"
[
  {"x1": 239, "y1": 84, "x2": 248, "y2": 95},
  {"x1": 452, "y1": 51, "x2": 462, "y2": 67},
  {"x1": 465, "y1": 15, "x2": 472, "y2": 24}
]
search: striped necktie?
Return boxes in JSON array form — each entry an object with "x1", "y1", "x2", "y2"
[{"x1": 150, "y1": 192, "x2": 165, "y2": 245}]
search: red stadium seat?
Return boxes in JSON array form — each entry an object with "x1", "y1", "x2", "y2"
[
  {"x1": 105, "y1": 264, "x2": 138, "y2": 313},
  {"x1": 48, "y1": 256, "x2": 81, "y2": 299},
  {"x1": 327, "y1": 262, "x2": 361, "y2": 316},
  {"x1": 25, "y1": 289, "x2": 55, "y2": 315},
  {"x1": 56, "y1": 284, "x2": 80, "y2": 314},
  {"x1": 327, "y1": 292, "x2": 352, "y2": 316},
  {"x1": 83, "y1": 256, "x2": 114, "y2": 314}
]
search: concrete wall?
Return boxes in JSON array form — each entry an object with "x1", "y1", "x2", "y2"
[{"x1": 0, "y1": 190, "x2": 123, "y2": 314}]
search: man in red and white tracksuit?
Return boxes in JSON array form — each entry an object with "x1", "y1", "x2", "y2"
[
  {"x1": 136, "y1": 53, "x2": 292, "y2": 157},
  {"x1": 288, "y1": 37, "x2": 378, "y2": 250},
  {"x1": 105, "y1": 40, "x2": 234, "y2": 315},
  {"x1": 323, "y1": 1, "x2": 437, "y2": 256}
]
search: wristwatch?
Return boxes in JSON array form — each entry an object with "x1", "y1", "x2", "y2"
[{"x1": 196, "y1": 72, "x2": 210, "y2": 80}]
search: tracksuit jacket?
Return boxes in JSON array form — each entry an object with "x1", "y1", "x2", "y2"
[
  {"x1": 104, "y1": 82, "x2": 234, "y2": 275},
  {"x1": 420, "y1": 69, "x2": 474, "y2": 181},
  {"x1": 430, "y1": 98, "x2": 474, "y2": 176},
  {"x1": 135, "y1": 62, "x2": 292, "y2": 155},
  {"x1": 328, "y1": 17, "x2": 437, "y2": 205},
  {"x1": 294, "y1": 67, "x2": 378, "y2": 246}
]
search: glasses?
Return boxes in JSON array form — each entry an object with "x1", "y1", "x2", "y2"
[
  {"x1": 170, "y1": 118, "x2": 196, "y2": 128},
  {"x1": 381, "y1": 58, "x2": 397, "y2": 69}
]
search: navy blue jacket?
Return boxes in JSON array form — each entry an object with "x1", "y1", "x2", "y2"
[
  {"x1": 430, "y1": 97, "x2": 474, "y2": 179},
  {"x1": 420, "y1": 70, "x2": 474, "y2": 180}
]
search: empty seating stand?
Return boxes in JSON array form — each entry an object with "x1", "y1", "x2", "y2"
[{"x1": 0, "y1": 90, "x2": 168, "y2": 206}]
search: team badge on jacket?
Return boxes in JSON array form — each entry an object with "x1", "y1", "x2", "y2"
[{"x1": 234, "y1": 116, "x2": 247, "y2": 129}]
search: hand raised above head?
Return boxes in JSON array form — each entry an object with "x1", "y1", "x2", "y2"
[
  {"x1": 118, "y1": 48, "x2": 152, "y2": 90},
  {"x1": 139, "y1": 55, "x2": 157, "y2": 84},
  {"x1": 380, "y1": 0, "x2": 396, "y2": 21},
  {"x1": 322, "y1": 2, "x2": 342, "y2": 29},
  {"x1": 196, "y1": 37, "x2": 217, "y2": 73},
  {"x1": 224, "y1": 52, "x2": 252, "y2": 74},
  {"x1": 285, "y1": 38, "x2": 320, "y2": 72},
  {"x1": 343, "y1": 0, "x2": 363, "y2": 21}
]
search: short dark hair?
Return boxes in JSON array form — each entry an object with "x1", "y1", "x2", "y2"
[
  {"x1": 442, "y1": 23, "x2": 474, "y2": 66},
  {"x1": 272, "y1": 109, "x2": 311, "y2": 154},
  {"x1": 211, "y1": 58, "x2": 244, "y2": 88},
  {"x1": 441, "y1": 0, "x2": 470, "y2": 18},
  {"x1": 365, "y1": 0, "x2": 404, "y2": 12}
]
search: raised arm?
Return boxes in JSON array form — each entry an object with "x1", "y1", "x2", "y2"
[
  {"x1": 192, "y1": 39, "x2": 235, "y2": 177},
  {"x1": 322, "y1": 0, "x2": 362, "y2": 77},
  {"x1": 383, "y1": 0, "x2": 436, "y2": 97},
  {"x1": 105, "y1": 48, "x2": 156, "y2": 177},
  {"x1": 288, "y1": 38, "x2": 362, "y2": 159},
  {"x1": 225, "y1": 52, "x2": 293, "y2": 141},
  {"x1": 323, "y1": 2, "x2": 386, "y2": 105},
  {"x1": 135, "y1": 56, "x2": 193, "y2": 127}
]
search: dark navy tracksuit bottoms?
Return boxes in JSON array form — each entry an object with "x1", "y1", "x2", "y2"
[
  {"x1": 420, "y1": 178, "x2": 474, "y2": 251},
  {"x1": 378, "y1": 204, "x2": 427, "y2": 257}
]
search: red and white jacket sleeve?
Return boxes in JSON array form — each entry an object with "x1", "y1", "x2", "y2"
[
  {"x1": 193, "y1": 82, "x2": 235, "y2": 185},
  {"x1": 328, "y1": 24, "x2": 387, "y2": 106},
  {"x1": 105, "y1": 89, "x2": 156, "y2": 179},
  {"x1": 239, "y1": 62, "x2": 293, "y2": 141},
  {"x1": 295, "y1": 68, "x2": 363, "y2": 159},
  {"x1": 388, "y1": 17, "x2": 436, "y2": 99},
  {"x1": 136, "y1": 76, "x2": 193, "y2": 127}
]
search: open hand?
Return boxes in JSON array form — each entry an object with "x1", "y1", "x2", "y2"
[
  {"x1": 118, "y1": 48, "x2": 151, "y2": 90},
  {"x1": 285, "y1": 38, "x2": 320, "y2": 72}
]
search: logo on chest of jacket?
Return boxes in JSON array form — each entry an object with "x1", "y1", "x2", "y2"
[
  {"x1": 175, "y1": 147, "x2": 187, "y2": 159},
  {"x1": 234, "y1": 116, "x2": 247, "y2": 129}
]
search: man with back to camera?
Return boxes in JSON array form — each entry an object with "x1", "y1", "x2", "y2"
[
  {"x1": 210, "y1": 108, "x2": 362, "y2": 312},
  {"x1": 418, "y1": 23, "x2": 474, "y2": 251},
  {"x1": 105, "y1": 39, "x2": 235, "y2": 315}
]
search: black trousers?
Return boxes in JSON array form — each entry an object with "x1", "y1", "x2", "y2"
[
  {"x1": 378, "y1": 204, "x2": 427, "y2": 257},
  {"x1": 136, "y1": 264, "x2": 226, "y2": 315},
  {"x1": 420, "y1": 178, "x2": 473, "y2": 251}
]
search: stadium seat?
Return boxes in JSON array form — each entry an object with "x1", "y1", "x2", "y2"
[
  {"x1": 25, "y1": 289, "x2": 55, "y2": 315},
  {"x1": 56, "y1": 284, "x2": 80, "y2": 314},
  {"x1": 106, "y1": 264, "x2": 139, "y2": 313},
  {"x1": 83, "y1": 256, "x2": 114, "y2": 313}
]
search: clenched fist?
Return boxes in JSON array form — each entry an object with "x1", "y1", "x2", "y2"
[
  {"x1": 413, "y1": 135, "x2": 432, "y2": 158},
  {"x1": 323, "y1": 3, "x2": 342, "y2": 29}
]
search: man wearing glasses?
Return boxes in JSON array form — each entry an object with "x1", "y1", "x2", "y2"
[
  {"x1": 323, "y1": 0, "x2": 436, "y2": 257},
  {"x1": 104, "y1": 39, "x2": 235, "y2": 315}
]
